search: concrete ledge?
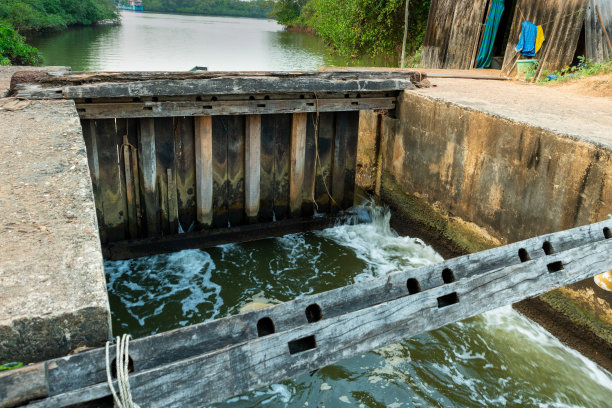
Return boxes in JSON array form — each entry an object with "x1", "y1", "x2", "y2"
[{"x1": 0, "y1": 99, "x2": 111, "y2": 363}]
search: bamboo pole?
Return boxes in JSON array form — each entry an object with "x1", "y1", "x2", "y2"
[
  {"x1": 400, "y1": 0, "x2": 410, "y2": 68},
  {"x1": 596, "y1": 5, "x2": 612, "y2": 55}
]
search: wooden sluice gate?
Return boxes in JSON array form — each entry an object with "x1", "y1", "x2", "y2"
[
  {"x1": 2, "y1": 219, "x2": 611, "y2": 407},
  {"x1": 11, "y1": 71, "x2": 426, "y2": 259}
]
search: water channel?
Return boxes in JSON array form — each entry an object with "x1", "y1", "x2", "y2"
[{"x1": 32, "y1": 10, "x2": 612, "y2": 407}]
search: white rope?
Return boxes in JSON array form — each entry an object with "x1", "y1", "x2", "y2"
[{"x1": 106, "y1": 334, "x2": 141, "y2": 408}]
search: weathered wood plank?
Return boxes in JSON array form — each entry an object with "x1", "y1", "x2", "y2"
[
  {"x1": 75, "y1": 98, "x2": 397, "y2": 119},
  {"x1": 245, "y1": 115, "x2": 261, "y2": 223},
  {"x1": 227, "y1": 115, "x2": 246, "y2": 227},
  {"x1": 122, "y1": 134, "x2": 138, "y2": 239},
  {"x1": 259, "y1": 114, "x2": 276, "y2": 222},
  {"x1": 154, "y1": 118, "x2": 175, "y2": 234},
  {"x1": 314, "y1": 113, "x2": 334, "y2": 214},
  {"x1": 18, "y1": 76, "x2": 415, "y2": 99},
  {"x1": 290, "y1": 113, "x2": 307, "y2": 217},
  {"x1": 273, "y1": 114, "x2": 291, "y2": 221},
  {"x1": 194, "y1": 116, "x2": 213, "y2": 228},
  {"x1": 138, "y1": 118, "x2": 160, "y2": 236},
  {"x1": 0, "y1": 363, "x2": 46, "y2": 408},
  {"x1": 340, "y1": 111, "x2": 359, "y2": 209},
  {"x1": 167, "y1": 168, "x2": 178, "y2": 233},
  {"x1": 331, "y1": 112, "x2": 348, "y2": 213},
  {"x1": 301, "y1": 113, "x2": 317, "y2": 217},
  {"x1": 81, "y1": 119, "x2": 105, "y2": 242},
  {"x1": 23, "y1": 227, "x2": 612, "y2": 408},
  {"x1": 95, "y1": 118, "x2": 126, "y2": 242},
  {"x1": 174, "y1": 117, "x2": 197, "y2": 232},
  {"x1": 212, "y1": 116, "x2": 229, "y2": 229}
]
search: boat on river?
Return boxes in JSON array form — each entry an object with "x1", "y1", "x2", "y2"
[{"x1": 118, "y1": 0, "x2": 143, "y2": 12}]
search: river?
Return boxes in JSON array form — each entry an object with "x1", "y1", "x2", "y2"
[
  {"x1": 32, "y1": 11, "x2": 612, "y2": 407},
  {"x1": 29, "y1": 11, "x2": 394, "y2": 71}
]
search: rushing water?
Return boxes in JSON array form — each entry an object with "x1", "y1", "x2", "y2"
[
  {"x1": 105, "y1": 203, "x2": 612, "y2": 408},
  {"x1": 28, "y1": 11, "x2": 395, "y2": 72}
]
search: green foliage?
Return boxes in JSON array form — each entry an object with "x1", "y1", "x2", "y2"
[
  {"x1": 0, "y1": 0, "x2": 118, "y2": 31},
  {"x1": 271, "y1": 0, "x2": 430, "y2": 60},
  {"x1": 538, "y1": 57, "x2": 612, "y2": 84},
  {"x1": 143, "y1": 0, "x2": 275, "y2": 18},
  {"x1": 0, "y1": 22, "x2": 41, "y2": 65}
]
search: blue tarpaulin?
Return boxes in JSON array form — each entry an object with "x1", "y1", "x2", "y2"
[{"x1": 476, "y1": 0, "x2": 506, "y2": 69}]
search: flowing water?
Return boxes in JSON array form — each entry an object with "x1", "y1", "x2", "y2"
[
  {"x1": 28, "y1": 11, "x2": 395, "y2": 72},
  {"x1": 105, "y1": 203, "x2": 612, "y2": 408},
  {"x1": 31, "y1": 11, "x2": 612, "y2": 406}
]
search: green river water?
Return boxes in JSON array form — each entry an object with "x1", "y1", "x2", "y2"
[{"x1": 31, "y1": 11, "x2": 612, "y2": 407}]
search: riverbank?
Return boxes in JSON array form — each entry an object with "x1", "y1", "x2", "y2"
[{"x1": 360, "y1": 69, "x2": 612, "y2": 373}]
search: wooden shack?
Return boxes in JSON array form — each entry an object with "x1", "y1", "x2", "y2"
[{"x1": 422, "y1": 0, "x2": 611, "y2": 73}]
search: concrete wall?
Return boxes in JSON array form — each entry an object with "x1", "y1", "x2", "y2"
[{"x1": 364, "y1": 90, "x2": 612, "y2": 350}]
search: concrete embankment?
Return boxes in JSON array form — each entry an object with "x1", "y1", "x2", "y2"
[
  {"x1": 0, "y1": 67, "x2": 111, "y2": 363},
  {"x1": 357, "y1": 76, "x2": 612, "y2": 370}
]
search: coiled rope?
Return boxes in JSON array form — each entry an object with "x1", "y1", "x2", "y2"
[{"x1": 106, "y1": 334, "x2": 141, "y2": 408}]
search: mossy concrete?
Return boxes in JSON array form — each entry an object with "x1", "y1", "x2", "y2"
[{"x1": 356, "y1": 85, "x2": 612, "y2": 360}]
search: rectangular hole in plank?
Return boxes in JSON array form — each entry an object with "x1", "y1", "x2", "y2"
[
  {"x1": 143, "y1": 106, "x2": 153, "y2": 110},
  {"x1": 437, "y1": 292, "x2": 459, "y2": 308},
  {"x1": 288, "y1": 335, "x2": 317, "y2": 355},
  {"x1": 306, "y1": 103, "x2": 315, "y2": 106},
  {"x1": 203, "y1": 105, "x2": 213, "y2": 109},
  {"x1": 604, "y1": 227, "x2": 611, "y2": 239},
  {"x1": 547, "y1": 261, "x2": 564, "y2": 273},
  {"x1": 257, "y1": 104, "x2": 266, "y2": 108}
]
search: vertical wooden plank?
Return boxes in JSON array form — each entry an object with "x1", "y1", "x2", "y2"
[
  {"x1": 155, "y1": 118, "x2": 175, "y2": 235},
  {"x1": 138, "y1": 118, "x2": 160, "y2": 237},
  {"x1": 81, "y1": 119, "x2": 106, "y2": 243},
  {"x1": 331, "y1": 112, "x2": 349, "y2": 213},
  {"x1": 245, "y1": 115, "x2": 261, "y2": 223},
  {"x1": 122, "y1": 134, "x2": 138, "y2": 239},
  {"x1": 273, "y1": 114, "x2": 291, "y2": 221},
  {"x1": 167, "y1": 168, "x2": 178, "y2": 233},
  {"x1": 314, "y1": 112, "x2": 335, "y2": 214},
  {"x1": 212, "y1": 116, "x2": 229, "y2": 229},
  {"x1": 290, "y1": 113, "x2": 308, "y2": 217},
  {"x1": 301, "y1": 113, "x2": 317, "y2": 217},
  {"x1": 227, "y1": 116, "x2": 246, "y2": 227},
  {"x1": 259, "y1": 114, "x2": 275, "y2": 222},
  {"x1": 174, "y1": 117, "x2": 197, "y2": 232},
  {"x1": 341, "y1": 111, "x2": 359, "y2": 209},
  {"x1": 95, "y1": 118, "x2": 126, "y2": 242},
  {"x1": 194, "y1": 116, "x2": 213, "y2": 228}
]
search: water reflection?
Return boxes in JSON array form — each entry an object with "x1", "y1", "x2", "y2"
[{"x1": 29, "y1": 11, "x2": 395, "y2": 71}]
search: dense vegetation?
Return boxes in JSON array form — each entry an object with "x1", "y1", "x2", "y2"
[
  {"x1": 0, "y1": 23, "x2": 40, "y2": 65},
  {"x1": 0, "y1": 0, "x2": 118, "y2": 31},
  {"x1": 0, "y1": 0, "x2": 118, "y2": 65},
  {"x1": 143, "y1": 0, "x2": 275, "y2": 18},
  {"x1": 271, "y1": 0, "x2": 431, "y2": 63}
]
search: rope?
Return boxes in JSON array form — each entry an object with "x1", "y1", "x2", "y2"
[
  {"x1": 310, "y1": 92, "x2": 338, "y2": 211},
  {"x1": 106, "y1": 334, "x2": 141, "y2": 408}
]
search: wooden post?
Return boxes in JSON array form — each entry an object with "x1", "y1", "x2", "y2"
[
  {"x1": 259, "y1": 114, "x2": 276, "y2": 222},
  {"x1": 315, "y1": 113, "x2": 334, "y2": 214},
  {"x1": 130, "y1": 140, "x2": 142, "y2": 234},
  {"x1": 273, "y1": 115, "x2": 291, "y2": 221},
  {"x1": 301, "y1": 113, "x2": 317, "y2": 217},
  {"x1": 174, "y1": 117, "x2": 197, "y2": 232},
  {"x1": 122, "y1": 134, "x2": 138, "y2": 239},
  {"x1": 227, "y1": 116, "x2": 246, "y2": 227},
  {"x1": 138, "y1": 118, "x2": 160, "y2": 236},
  {"x1": 341, "y1": 111, "x2": 359, "y2": 209},
  {"x1": 81, "y1": 119, "x2": 105, "y2": 243},
  {"x1": 194, "y1": 116, "x2": 213, "y2": 228},
  {"x1": 245, "y1": 115, "x2": 261, "y2": 223},
  {"x1": 212, "y1": 116, "x2": 229, "y2": 228},
  {"x1": 290, "y1": 113, "x2": 307, "y2": 217},
  {"x1": 596, "y1": 5, "x2": 612, "y2": 55},
  {"x1": 95, "y1": 118, "x2": 127, "y2": 242},
  {"x1": 154, "y1": 118, "x2": 175, "y2": 234},
  {"x1": 331, "y1": 112, "x2": 348, "y2": 213},
  {"x1": 167, "y1": 168, "x2": 178, "y2": 233},
  {"x1": 400, "y1": 0, "x2": 410, "y2": 68}
]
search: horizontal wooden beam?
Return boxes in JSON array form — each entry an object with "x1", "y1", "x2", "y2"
[
  {"x1": 13, "y1": 77, "x2": 414, "y2": 99},
  {"x1": 2, "y1": 219, "x2": 611, "y2": 408},
  {"x1": 75, "y1": 97, "x2": 397, "y2": 119},
  {"x1": 17, "y1": 232, "x2": 612, "y2": 408},
  {"x1": 101, "y1": 215, "x2": 347, "y2": 261}
]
